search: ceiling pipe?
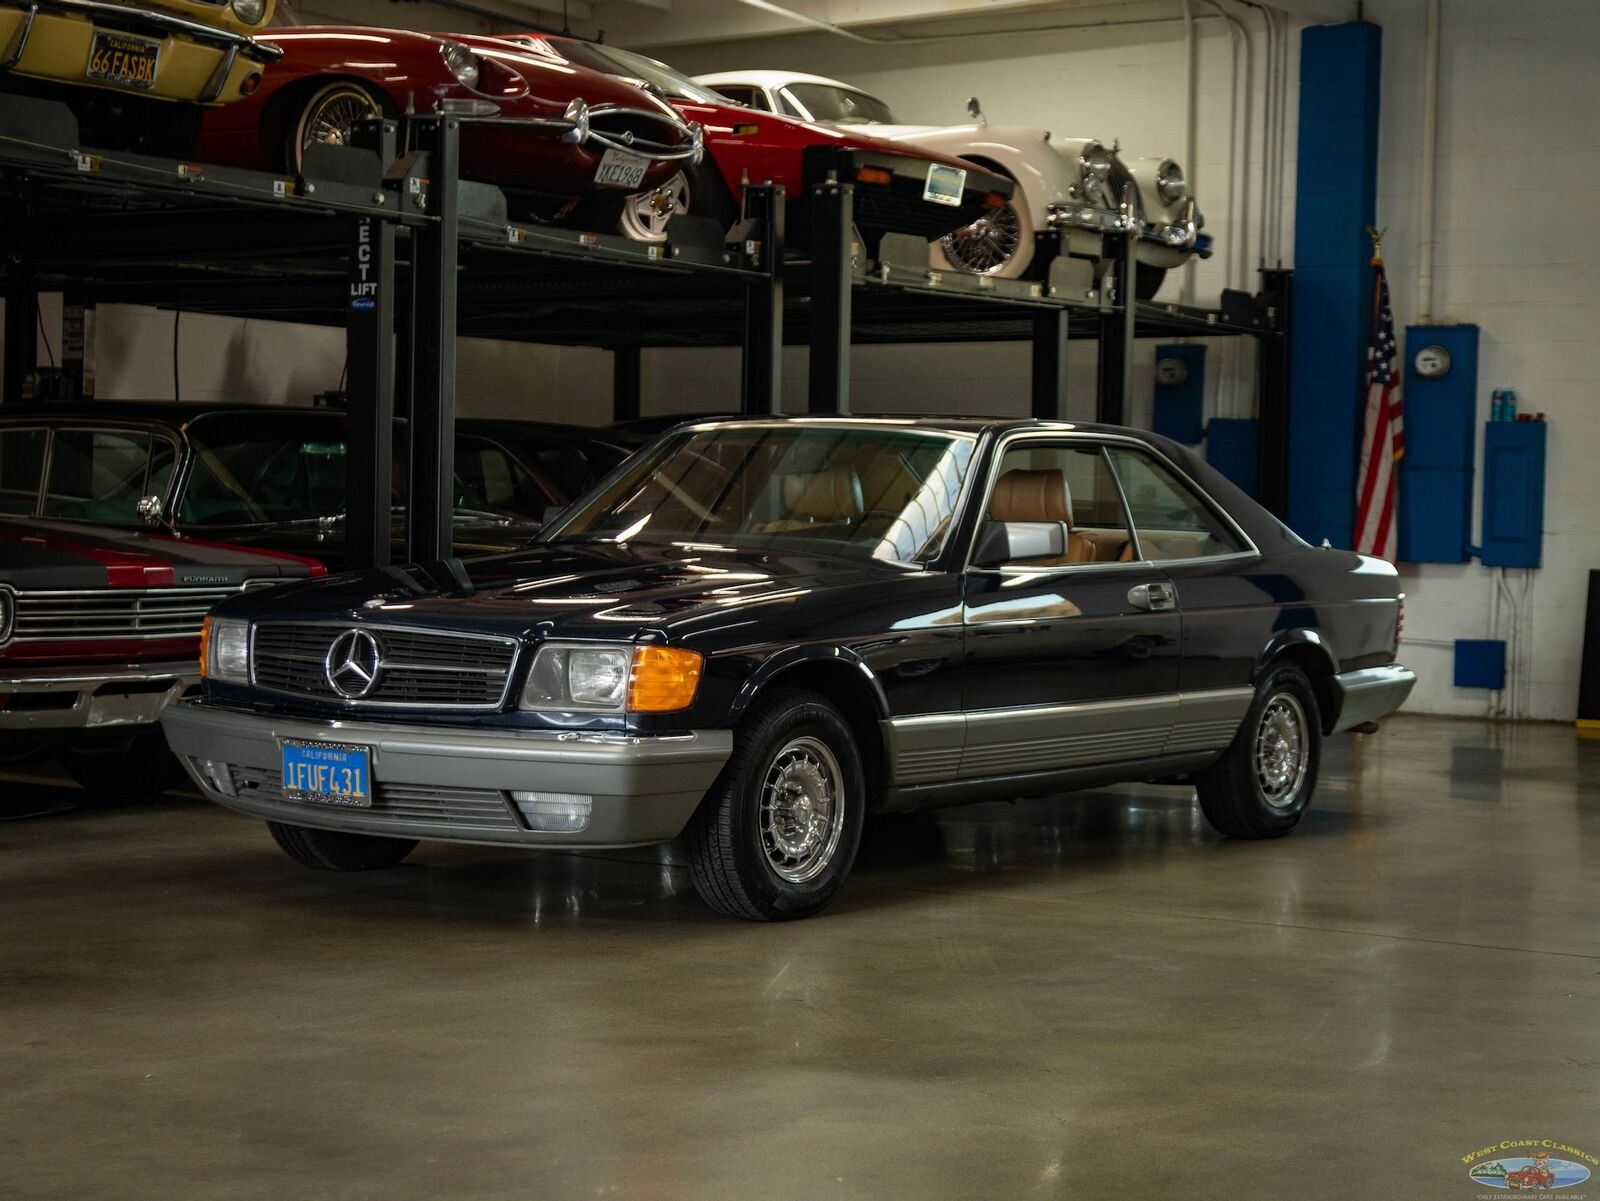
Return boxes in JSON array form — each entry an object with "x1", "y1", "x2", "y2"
[
  {"x1": 733, "y1": 0, "x2": 1223, "y2": 47},
  {"x1": 1418, "y1": 0, "x2": 1440, "y2": 321}
]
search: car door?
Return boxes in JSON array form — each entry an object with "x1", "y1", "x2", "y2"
[{"x1": 958, "y1": 438, "x2": 1182, "y2": 780}]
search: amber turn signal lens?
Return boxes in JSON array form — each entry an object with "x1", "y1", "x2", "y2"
[
  {"x1": 627, "y1": 646, "x2": 703, "y2": 713},
  {"x1": 198, "y1": 615, "x2": 212, "y2": 679},
  {"x1": 855, "y1": 166, "x2": 893, "y2": 186},
  {"x1": 240, "y1": 73, "x2": 261, "y2": 96}
]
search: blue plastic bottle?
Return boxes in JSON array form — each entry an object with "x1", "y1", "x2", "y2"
[
  {"x1": 1490, "y1": 389, "x2": 1504, "y2": 422},
  {"x1": 1504, "y1": 389, "x2": 1517, "y2": 421}
]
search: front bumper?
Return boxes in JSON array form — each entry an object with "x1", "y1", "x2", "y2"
[
  {"x1": 1329, "y1": 664, "x2": 1417, "y2": 733},
  {"x1": 160, "y1": 701, "x2": 734, "y2": 850},
  {"x1": 0, "y1": 0, "x2": 281, "y2": 105},
  {"x1": 0, "y1": 659, "x2": 196, "y2": 731},
  {"x1": 1045, "y1": 200, "x2": 1213, "y2": 266}
]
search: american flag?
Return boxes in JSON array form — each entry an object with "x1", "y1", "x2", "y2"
[{"x1": 1354, "y1": 256, "x2": 1404, "y2": 559}]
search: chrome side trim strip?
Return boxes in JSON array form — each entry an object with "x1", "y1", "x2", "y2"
[{"x1": 882, "y1": 687, "x2": 1253, "y2": 786}]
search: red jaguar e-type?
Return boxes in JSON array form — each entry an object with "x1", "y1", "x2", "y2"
[{"x1": 194, "y1": 27, "x2": 703, "y2": 217}]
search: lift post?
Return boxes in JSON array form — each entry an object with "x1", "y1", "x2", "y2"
[
  {"x1": 1095, "y1": 217, "x2": 1137, "y2": 425},
  {"x1": 408, "y1": 115, "x2": 460, "y2": 563},
  {"x1": 345, "y1": 118, "x2": 399, "y2": 570},
  {"x1": 612, "y1": 343, "x2": 642, "y2": 422},
  {"x1": 808, "y1": 180, "x2": 854, "y2": 414},
  {"x1": 1031, "y1": 308, "x2": 1070, "y2": 420},
  {"x1": 2, "y1": 265, "x2": 36, "y2": 404},
  {"x1": 1256, "y1": 267, "x2": 1293, "y2": 519},
  {"x1": 740, "y1": 183, "x2": 784, "y2": 415}
]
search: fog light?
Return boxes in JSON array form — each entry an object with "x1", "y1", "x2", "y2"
[
  {"x1": 511, "y1": 791, "x2": 592, "y2": 833},
  {"x1": 193, "y1": 758, "x2": 236, "y2": 798}
]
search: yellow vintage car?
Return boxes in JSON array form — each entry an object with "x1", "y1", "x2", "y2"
[{"x1": 0, "y1": 0, "x2": 281, "y2": 108}]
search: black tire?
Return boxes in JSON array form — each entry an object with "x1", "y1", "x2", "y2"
[
  {"x1": 599, "y1": 159, "x2": 740, "y2": 245},
  {"x1": 267, "y1": 821, "x2": 418, "y2": 871},
  {"x1": 1194, "y1": 662, "x2": 1322, "y2": 839},
  {"x1": 686, "y1": 688, "x2": 866, "y2": 921},
  {"x1": 282, "y1": 80, "x2": 386, "y2": 175},
  {"x1": 60, "y1": 730, "x2": 189, "y2": 799}
]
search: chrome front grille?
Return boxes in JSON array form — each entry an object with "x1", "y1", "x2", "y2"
[
  {"x1": 12, "y1": 587, "x2": 237, "y2": 642},
  {"x1": 250, "y1": 622, "x2": 518, "y2": 709},
  {"x1": 228, "y1": 766, "x2": 521, "y2": 833}
]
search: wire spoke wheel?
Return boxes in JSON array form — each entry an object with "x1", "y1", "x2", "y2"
[
  {"x1": 297, "y1": 85, "x2": 380, "y2": 168},
  {"x1": 939, "y1": 199, "x2": 1023, "y2": 275},
  {"x1": 759, "y1": 735, "x2": 845, "y2": 884},
  {"x1": 1254, "y1": 692, "x2": 1309, "y2": 808},
  {"x1": 618, "y1": 171, "x2": 690, "y2": 243}
]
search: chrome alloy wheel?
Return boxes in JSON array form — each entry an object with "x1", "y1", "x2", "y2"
[
  {"x1": 1255, "y1": 692, "x2": 1310, "y2": 809},
  {"x1": 302, "y1": 86, "x2": 380, "y2": 154},
  {"x1": 759, "y1": 735, "x2": 845, "y2": 884},
  {"x1": 619, "y1": 171, "x2": 690, "y2": 243},
  {"x1": 939, "y1": 199, "x2": 1023, "y2": 275}
]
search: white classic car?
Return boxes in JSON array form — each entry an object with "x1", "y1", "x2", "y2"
[{"x1": 698, "y1": 69, "x2": 1208, "y2": 295}]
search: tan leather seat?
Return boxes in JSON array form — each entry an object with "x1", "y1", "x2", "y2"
[
  {"x1": 761, "y1": 465, "x2": 865, "y2": 533},
  {"x1": 987, "y1": 469, "x2": 1094, "y2": 565}
]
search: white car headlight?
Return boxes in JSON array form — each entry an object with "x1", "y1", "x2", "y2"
[
  {"x1": 440, "y1": 42, "x2": 481, "y2": 92},
  {"x1": 1157, "y1": 158, "x2": 1187, "y2": 204},
  {"x1": 230, "y1": 0, "x2": 266, "y2": 24},
  {"x1": 521, "y1": 643, "x2": 631, "y2": 712},
  {"x1": 0, "y1": 585, "x2": 14, "y2": 647},
  {"x1": 203, "y1": 616, "x2": 250, "y2": 684}
]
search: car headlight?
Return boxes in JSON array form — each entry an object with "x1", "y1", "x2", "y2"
[
  {"x1": 519, "y1": 643, "x2": 703, "y2": 713},
  {"x1": 1081, "y1": 142, "x2": 1113, "y2": 182},
  {"x1": 201, "y1": 616, "x2": 250, "y2": 684},
  {"x1": 1157, "y1": 158, "x2": 1187, "y2": 204},
  {"x1": 229, "y1": 0, "x2": 266, "y2": 24},
  {"x1": 440, "y1": 41, "x2": 481, "y2": 92},
  {"x1": 0, "y1": 585, "x2": 13, "y2": 648}
]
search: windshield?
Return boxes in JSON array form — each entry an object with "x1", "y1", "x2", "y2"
[
  {"x1": 546, "y1": 39, "x2": 730, "y2": 104},
  {"x1": 547, "y1": 424, "x2": 976, "y2": 564},
  {"x1": 32, "y1": 427, "x2": 176, "y2": 525},
  {"x1": 782, "y1": 83, "x2": 895, "y2": 125},
  {"x1": 179, "y1": 413, "x2": 351, "y2": 527}
]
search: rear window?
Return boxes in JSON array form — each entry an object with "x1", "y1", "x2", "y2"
[{"x1": 780, "y1": 84, "x2": 895, "y2": 124}]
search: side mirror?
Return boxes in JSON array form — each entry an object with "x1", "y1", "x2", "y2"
[
  {"x1": 966, "y1": 95, "x2": 983, "y2": 121},
  {"x1": 972, "y1": 521, "x2": 1064, "y2": 568},
  {"x1": 136, "y1": 495, "x2": 163, "y2": 527}
]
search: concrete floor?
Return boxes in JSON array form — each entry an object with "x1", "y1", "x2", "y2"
[{"x1": 3, "y1": 714, "x2": 1598, "y2": 1200}]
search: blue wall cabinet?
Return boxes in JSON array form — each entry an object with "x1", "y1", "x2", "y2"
[
  {"x1": 1480, "y1": 421, "x2": 1547, "y2": 569},
  {"x1": 1454, "y1": 640, "x2": 1507, "y2": 690},
  {"x1": 1207, "y1": 418, "x2": 1260, "y2": 498},
  {"x1": 1397, "y1": 323, "x2": 1479, "y2": 562},
  {"x1": 1151, "y1": 344, "x2": 1207, "y2": 445}
]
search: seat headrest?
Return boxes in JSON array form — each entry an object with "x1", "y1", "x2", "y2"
[
  {"x1": 781, "y1": 466, "x2": 864, "y2": 522},
  {"x1": 989, "y1": 468, "x2": 1072, "y2": 526}
]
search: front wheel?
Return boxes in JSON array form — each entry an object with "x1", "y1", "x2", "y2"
[
  {"x1": 932, "y1": 187, "x2": 1035, "y2": 279},
  {"x1": 1194, "y1": 663, "x2": 1321, "y2": 838},
  {"x1": 267, "y1": 822, "x2": 417, "y2": 871},
  {"x1": 686, "y1": 688, "x2": 866, "y2": 920}
]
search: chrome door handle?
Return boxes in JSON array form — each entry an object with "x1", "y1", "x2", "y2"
[{"x1": 1128, "y1": 582, "x2": 1177, "y2": 611}]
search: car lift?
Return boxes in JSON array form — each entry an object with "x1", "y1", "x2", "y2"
[{"x1": 0, "y1": 93, "x2": 1290, "y2": 565}]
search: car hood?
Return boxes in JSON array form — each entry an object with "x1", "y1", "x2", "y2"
[
  {"x1": 0, "y1": 519, "x2": 322, "y2": 590},
  {"x1": 225, "y1": 541, "x2": 913, "y2": 641}
]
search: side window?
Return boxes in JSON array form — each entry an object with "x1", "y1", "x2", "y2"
[
  {"x1": 0, "y1": 428, "x2": 46, "y2": 515},
  {"x1": 981, "y1": 443, "x2": 1134, "y2": 566},
  {"x1": 713, "y1": 85, "x2": 761, "y2": 109},
  {"x1": 42, "y1": 429, "x2": 162, "y2": 523},
  {"x1": 1107, "y1": 448, "x2": 1248, "y2": 561},
  {"x1": 455, "y1": 438, "x2": 544, "y2": 512}
]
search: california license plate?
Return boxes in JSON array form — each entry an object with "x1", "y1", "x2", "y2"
[
  {"x1": 923, "y1": 163, "x2": 967, "y2": 207},
  {"x1": 85, "y1": 30, "x2": 161, "y2": 91},
  {"x1": 281, "y1": 739, "x2": 372, "y2": 807},
  {"x1": 595, "y1": 147, "x2": 650, "y2": 190}
]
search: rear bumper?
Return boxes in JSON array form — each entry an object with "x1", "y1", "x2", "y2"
[
  {"x1": 0, "y1": 659, "x2": 195, "y2": 731},
  {"x1": 802, "y1": 143, "x2": 1013, "y2": 241},
  {"x1": 160, "y1": 701, "x2": 733, "y2": 849},
  {"x1": 0, "y1": 0, "x2": 279, "y2": 105},
  {"x1": 1330, "y1": 664, "x2": 1416, "y2": 733}
]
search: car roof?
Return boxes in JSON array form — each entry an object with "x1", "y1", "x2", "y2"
[
  {"x1": 0, "y1": 402, "x2": 343, "y2": 425},
  {"x1": 645, "y1": 414, "x2": 1148, "y2": 439}
]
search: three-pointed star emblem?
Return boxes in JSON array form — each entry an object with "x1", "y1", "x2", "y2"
[{"x1": 324, "y1": 629, "x2": 382, "y2": 699}]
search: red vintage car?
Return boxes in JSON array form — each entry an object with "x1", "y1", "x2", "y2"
[
  {"x1": 1506, "y1": 1162, "x2": 1557, "y2": 1190},
  {"x1": 194, "y1": 27, "x2": 702, "y2": 218},
  {"x1": 504, "y1": 35, "x2": 1012, "y2": 248}
]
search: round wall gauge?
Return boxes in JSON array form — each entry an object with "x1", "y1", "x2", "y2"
[
  {"x1": 1414, "y1": 345, "x2": 1452, "y2": 379},
  {"x1": 1155, "y1": 356, "x2": 1190, "y2": 387}
]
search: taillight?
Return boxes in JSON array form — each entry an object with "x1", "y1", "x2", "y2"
[
  {"x1": 1395, "y1": 593, "x2": 1405, "y2": 651},
  {"x1": 855, "y1": 166, "x2": 893, "y2": 186}
]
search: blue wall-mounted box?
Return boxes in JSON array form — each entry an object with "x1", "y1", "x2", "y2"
[
  {"x1": 1151, "y1": 345, "x2": 1207, "y2": 445},
  {"x1": 1207, "y1": 418, "x2": 1260, "y2": 498},
  {"x1": 1480, "y1": 420, "x2": 1547, "y2": 568},
  {"x1": 1455, "y1": 640, "x2": 1507, "y2": 690},
  {"x1": 1398, "y1": 323, "x2": 1479, "y2": 562}
]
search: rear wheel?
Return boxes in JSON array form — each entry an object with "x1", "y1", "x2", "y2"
[
  {"x1": 267, "y1": 821, "x2": 417, "y2": 871},
  {"x1": 686, "y1": 688, "x2": 865, "y2": 920},
  {"x1": 285, "y1": 81, "x2": 384, "y2": 175},
  {"x1": 1194, "y1": 663, "x2": 1321, "y2": 838}
]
